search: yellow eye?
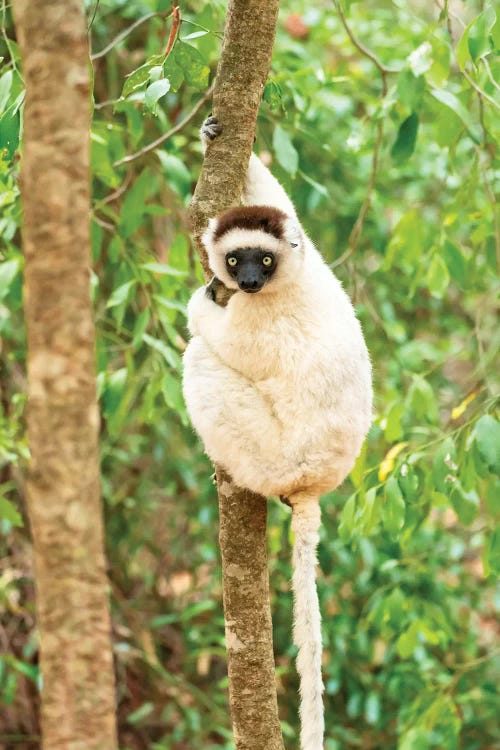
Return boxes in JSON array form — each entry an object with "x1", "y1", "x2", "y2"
[
  {"x1": 227, "y1": 256, "x2": 238, "y2": 267},
  {"x1": 262, "y1": 255, "x2": 273, "y2": 267}
]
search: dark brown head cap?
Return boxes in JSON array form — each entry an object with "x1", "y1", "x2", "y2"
[{"x1": 213, "y1": 205, "x2": 288, "y2": 242}]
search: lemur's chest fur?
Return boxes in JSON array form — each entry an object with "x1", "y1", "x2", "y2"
[{"x1": 224, "y1": 286, "x2": 317, "y2": 382}]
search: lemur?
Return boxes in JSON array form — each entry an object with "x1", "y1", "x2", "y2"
[{"x1": 183, "y1": 116, "x2": 373, "y2": 750}]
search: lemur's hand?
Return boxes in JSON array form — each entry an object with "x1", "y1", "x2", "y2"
[
  {"x1": 200, "y1": 115, "x2": 222, "y2": 147},
  {"x1": 205, "y1": 275, "x2": 224, "y2": 301}
]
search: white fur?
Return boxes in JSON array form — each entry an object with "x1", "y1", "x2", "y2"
[{"x1": 183, "y1": 147, "x2": 373, "y2": 750}]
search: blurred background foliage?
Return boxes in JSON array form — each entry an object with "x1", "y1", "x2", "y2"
[{"x1": 1, "y1": 0, "x2": 499, "y2": 748}]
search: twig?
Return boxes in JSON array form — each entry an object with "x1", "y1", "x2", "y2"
[
  {"x1": 331, "y1": 0, "x2": 390, "y2": 264},
  {"x1": 97, "y1": 174, "x2": 132, "y2": 205},
  {"x1": 87, "y1": 0, "x2": 101, "y2": 31},
  {"x1": 333, "y1": 0, "x2": 398, "y2": 96},
  {"x1": 91, "y1": 9, "x2": 173, "y2": 60},
  {"x1": 463, "y1": 68, "x2": 500, "y2": 112},
  {"x1": 481, "y1": 56, "x2": 500, "y2": 93},
  {"x1": 114, "y1": 84, "x2": 215, "y2": 167},
  {"x1": 331, "y1": 117, "x2": 384, "y2": 269},
  {"x1": 91, "y1": 213, "x2": 115, "y2": 232},
  {"x1": 94, "y1": 98, "x2": 121, "y2": 109}
]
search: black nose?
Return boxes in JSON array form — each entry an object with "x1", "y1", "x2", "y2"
[{"x1": 239, "y1": 277, "x2": 262, "y2": 291}]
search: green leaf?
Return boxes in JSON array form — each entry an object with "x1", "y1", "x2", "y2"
[
  {"x1": 456, "y1": 21, "x2": 472, "y2": 70},
  {"x1": 300, "y1": 171, "x2": 329, "y2": 197},
  {"x1": 468, "y1": 7, "x2": 496, "y2": 62},
  {"x1": 443, "y1": 239, "x2": 467, "y2": 285},
  {"x1": 385, "y1": 403, "x2": 404, "y2": 442},
  {"x1": 408, "y1": 42, "x2": 433, "y2": 76},
  {"x1": 391, "y1": 113, "x2": 419, "y2": 163},
  {"x1": 182, "y1": 30, "x2": 209, "y2": 41},
  {"x1": 364, "y1": 692, "x2": 380, "y2": 725},
  {"x1": 385, "y1": 209, "x2": 425, "y2": 269},
  {"x1": 132, "y1": 308, "x2": 150, "y2": 349},
  {"x1": 383, "y1": 477, "x2": 405, "y2": 535},
  {"x1": 263, "y1": 80, "x2": 284, "y2": 111},
  {"x1": 450, "y1": 482, "x2": 479, "y2": 525},
  {"x1": 140, "y1": 261, "x2": 186, "y2": 276},
  {"x1": 484, "y1": 526, "x2": 500, "y2": 576},
  {"x1": 173, "y1": 42, "x2": 209, "y2": 90},
  {"x1": 106, "y1": 280, "x2": 136, "y2": 309},
  {"x1": 273, "y1": 125, "x2": 299, "y2": 176},
  {"x1": 432, "y1": 437, "x2": 457, "y2": 493},
  {"x1": 163, "y1": 54, "x2": 184, "y2": 92},
  {"x1": 426, "y1": 254, "x2": 450, "y2": 298},
  {"x1": 155, "y1": 151, "x2": 192, "y2": 197},
  {"x1": 103, "y1": 367, "x2": 127, "y2": 418},
  {"x1": 0, "y1": 496, "x2": 23, "y2": 527},
  {"x1": 396, "y1": 621, "x2": 419, "y2": 658},
  {"x1": 474, "y1": 415, "x2": 500, "y2": 474},
  {"x1": 0, "y1": 70, "x2": 13, "y2": 114},
  {"x1": 408, "y1": 376, "x2": 439, "y2": 423},
  {"x1": 143, "y1": 333, "x2": 179, "y2": 369},
  {"x1": 430, "y1": 88, "x2": 481, "y2": 144},
  {"x1": 127, "y1": 702, "x2": 154, "y2": 724},
  {"x1": 399, "y1": 727, "x2": 429, "y2": 750},
  {"x1": 339, "y1": 494, "x2": 357, "y2": 543},
  {"x1": 122, "y1": 55, "x2": 165, "y2": 98},
  {"x1": 148, "y1": 65, "x2": 163, "y2": 83},
  {"x1": 144, "y1": 78, "x2": 170, "y2": 115},
  {"x1": 397, "y1": 72, "x2": 425, "y2": 111},
  {"x1": 0, "y1": 259, "x2": 20, "y2": 302}
]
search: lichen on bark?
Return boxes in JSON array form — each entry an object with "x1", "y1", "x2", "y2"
[
  {"x1": 12, "y1": 1, "x2": 118, "y2": 748},
  {"x1": 189, "y1": 2, "x2": 284, "y2": 748}
]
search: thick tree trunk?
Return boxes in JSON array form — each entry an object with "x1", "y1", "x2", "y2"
[
  {"x1": 12, "y1": 2, "x2": 118, "y2": 749},
  {"x1": 190, "y1": 2, "x2": 284, "y2": 749}
]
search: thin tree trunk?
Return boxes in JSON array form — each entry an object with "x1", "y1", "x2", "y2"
[
  {"x1": 12, "y1": 2, "x2": 118, "y2": 748},
  {"x1": 190, "y1": 2, "x2": 284, "y2": 749}
]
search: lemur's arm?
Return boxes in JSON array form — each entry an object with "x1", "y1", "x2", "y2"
[
  {"x1": 187, "y1": 284, "x2": 227, "y2": 347},
  {"x1": 201, "y1": 116, "x2": 297, "y2": 218}
]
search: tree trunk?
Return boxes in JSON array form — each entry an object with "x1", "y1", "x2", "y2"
[
  {"x1": 12, "y1": 2, "x2": 118, "y2": 749},
  {"x1": 190, "y1": 2, "x2": 284, "y2": 749}
]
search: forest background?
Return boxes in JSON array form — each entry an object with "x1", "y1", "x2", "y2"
[{"x1": 0, "y1": 0, "x2": 499, "y2": 748}]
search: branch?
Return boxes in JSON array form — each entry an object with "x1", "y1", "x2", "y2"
[
  {"x1": 188, "y1": 2, "x2": 284, "y2": 748},
  {"x1": 91, "y1": 9, "x2": 173, "y2": 61},
  {"x1": 114, "y1": 84, "x2": 214, "y2": 167}
]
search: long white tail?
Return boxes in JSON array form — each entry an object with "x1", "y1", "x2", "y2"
[{"x1": 289, "y1": 493, "x2": 324, "y2": 750}]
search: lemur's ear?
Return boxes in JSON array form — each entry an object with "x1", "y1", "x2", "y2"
[
  {"x1": 202, "y1": 217, "x2": 217, "y2": 250},
  {"x1": 283, "y1": 216, "x2": 303, "y2": 250}
]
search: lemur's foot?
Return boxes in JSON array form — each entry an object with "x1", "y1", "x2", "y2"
[
  {"x1": 205, "y1": 276, "x2": 224, "y2": 301},
  {"x1": 201, "y1": 115, "x2": 222, "y2": 142}
]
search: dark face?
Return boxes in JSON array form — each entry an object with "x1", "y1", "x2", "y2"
[{"x1": 225, "y1": 248, "x2": 278, "y2": 293}]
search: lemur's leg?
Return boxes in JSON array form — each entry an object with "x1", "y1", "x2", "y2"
[
  {"x1": 183, "y1": 338, "x2": 288, "y2": 494},
  {"x1": 200, "y1": 116, "x2": 297, "y2": 218}
]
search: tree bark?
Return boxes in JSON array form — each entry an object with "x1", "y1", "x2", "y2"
[
  {"x1": 12, "y1": 2, "x2": 118, "y2": 749},
  {"x1": 190, "y1": 2, "x2": 284, "y2": 749}
]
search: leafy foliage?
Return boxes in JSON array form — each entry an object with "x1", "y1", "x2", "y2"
[{"x1": 1, "y1": 0, "x2": 499, "y2": 748}]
